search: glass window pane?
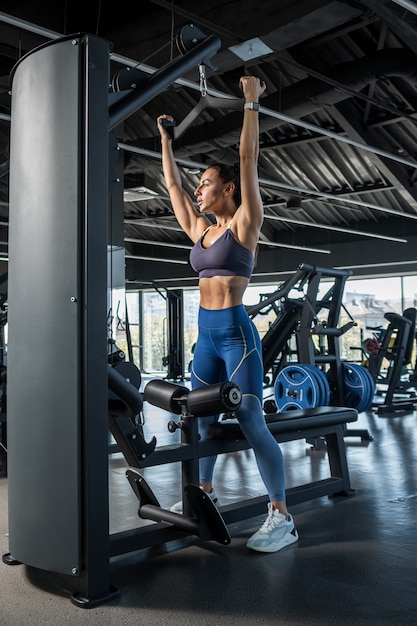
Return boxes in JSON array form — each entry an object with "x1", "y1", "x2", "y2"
[
  {"x1": 402, "y1": 276, "x2": 417, "y2": 310},
  {"x1": 344, "y1": 276, "x2": 403, "y2": 361},
  {"x1": 142, "y1": 291, "x2": 167, "y2": 374},
  {"x1": 126, "y1": 292, "x2": 140, "y2": 368},
  {"x1": 108, "y1": 287, "x2": 127, "y2": 360},
  {"x1": 243, "y1": 284, "x2": 279, "y2": 340},
  {"x1": 183, "y1": 290, "x2": 200, "y2": 376}
]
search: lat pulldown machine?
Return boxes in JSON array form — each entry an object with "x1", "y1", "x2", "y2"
[{"x1": 3, "y1": 28, "x2": 221, "y2": 608}]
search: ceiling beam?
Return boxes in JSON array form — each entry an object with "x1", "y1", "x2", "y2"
[
  {"x1": 331, "y1": 100, "x2": 417, "y2": 212},
  {"x1": 360, "y1": 0, "x2": 417, "y2": 55}
]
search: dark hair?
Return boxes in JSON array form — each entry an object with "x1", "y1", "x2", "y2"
[{"x1": 208, "y1": 163, "x2": 241, "y2": 206}]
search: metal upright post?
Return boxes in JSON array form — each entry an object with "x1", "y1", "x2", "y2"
[{"x1": 6, "y1": 34, "x2": 114, "y2": 606}]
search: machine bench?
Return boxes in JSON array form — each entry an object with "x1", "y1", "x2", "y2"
[
  {"x1": 108, "y1": 374, "x2": 358, "y2": 556},
  {"x1": 205, "y1": 405, "x2": 358, "y2": 523}
]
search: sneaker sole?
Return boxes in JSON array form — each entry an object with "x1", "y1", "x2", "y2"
[{"x1": 246, "y1": 528, "x2": 299, "y2": 553}]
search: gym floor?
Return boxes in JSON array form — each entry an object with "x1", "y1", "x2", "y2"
[{"x1": 1, "y1": 394, "x2": 417, "y2": 625}]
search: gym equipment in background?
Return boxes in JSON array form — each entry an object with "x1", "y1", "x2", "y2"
[
  {"x1": 366, "y1": 308, "x2": 417, "y2": 413},
  {"x1": 248, "y1": 264, "x2": 373, "y2": 438}
]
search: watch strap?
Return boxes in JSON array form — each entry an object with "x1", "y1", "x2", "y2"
[{"x1": 244, "y1": 102, "x2": 260, "y2": 111}]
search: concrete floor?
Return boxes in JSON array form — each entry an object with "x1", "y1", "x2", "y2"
[{"x1": 1, "y1": 395, "x2": 417, "y2": 625}]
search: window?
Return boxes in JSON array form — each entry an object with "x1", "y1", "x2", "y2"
[
  {"x1": 142, "y1": 290, "x2": 167, "y2": 374},
  {"x1": 183, "y1": 290, "x2": 200, "y2": 375},
  {"x1": 126, "y1": 292, "x2": 140, "y2": 367}
]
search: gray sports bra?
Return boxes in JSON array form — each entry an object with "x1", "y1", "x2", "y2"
[{"x1": 189, "y1": 226, "x2": 254, "y2": 279}]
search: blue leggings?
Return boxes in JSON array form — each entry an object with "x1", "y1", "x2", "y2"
[{"x1": 191, "y1": 305, "x2": 286, "y2": 502}]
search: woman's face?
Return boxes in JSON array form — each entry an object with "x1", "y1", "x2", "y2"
[{"x1": 194, "y1": 167, "x2": 229, "y2": 213}]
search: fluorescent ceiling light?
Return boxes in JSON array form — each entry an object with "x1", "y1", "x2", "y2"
[
  {"x1": 229, "y1": 37, "x2": 273, "y2": 61},
  {"x1": 125, "y1": 253, "x2": 188, "y2": 264},
  {"x1": 258, "y1": 240, "x2": 330, "y2": 254},
  {"x1": 390, "y1": 0, "x2": 417, "y2": 15},
  {"x1": 124, "y1": 219, "x2": 182, "y2": 231},
  {"x1": 339, "y1": 259, "x2": 417, "y2": 271},
  {"x1": 125, "y1": 237, "x2": 191, "y2": 249},
  {"x1": 123, "y1": 186, "x2": 159, "y2": 202},
  {"x1": 266, "y1": 214, "x2": 408, "y2": 243}
]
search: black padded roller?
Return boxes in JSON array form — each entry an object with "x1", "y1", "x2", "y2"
[
  {"x1": 185, "y1": 382, "x2": 242, "y2": 417},
  {"x1": 143, "y1": 379, "x2": 189, "y2": 414},
  {"x1": 113, "y1": 361, "x2": 141, "y2": 389},
  {"x1": 108, "y1": 365, "x2": 143, "y2": 417}
]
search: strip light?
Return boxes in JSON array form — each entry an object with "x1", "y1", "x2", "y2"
[
  {"x1": 125, "y1": 237, "x2": 191, "y2": 249},
  {"x1": 266, "y1": 214, "x2": 408, "y2": 243},
  {"x1": 390, "y1": 0, "x2": 417, "y2": 15},
  {"x1": 258, "y1": 240, "x2": 330, "y2": 254},
  {"x1": 125, "y1": 253, "x2": 188, "y2": 264}
]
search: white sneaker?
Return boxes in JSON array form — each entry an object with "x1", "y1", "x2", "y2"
[
  {"x1": 246, "y1": 503, "x2": 298, "y2": 553},
  {"x1": 170, "y1": 488, "x2": 219, "y2": 513}
]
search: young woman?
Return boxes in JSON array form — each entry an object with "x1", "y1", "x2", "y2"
[{"x1": 156, "y1": 76, "x2": 298, "y2": 552}]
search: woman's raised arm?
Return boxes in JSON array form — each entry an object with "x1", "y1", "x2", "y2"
[
  {"x1": 157, "y1": 114, "x2": 209, "y2": 242},
  {"x1": 233, "y1": 77, "x2": 266, "y2": 252}
]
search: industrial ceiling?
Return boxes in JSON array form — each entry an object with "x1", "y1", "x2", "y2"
[{"x1": 1, "y1": 1, "x2": 417, "y2": 290}]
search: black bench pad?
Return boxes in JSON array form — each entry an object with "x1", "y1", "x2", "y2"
[{"x1": 208, "y1": 406, "x2": 358, "y2": 439}]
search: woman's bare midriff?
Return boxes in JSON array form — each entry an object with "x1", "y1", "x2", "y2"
[{"x1": 198, "y1": 275, "x2": 250, "y2": 310}]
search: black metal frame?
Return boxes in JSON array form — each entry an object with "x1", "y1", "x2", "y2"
[
  {"x1": 108, "y1": 400, "x2": 358, "y2": 556},
  {"x1": 368, "y1": 310, "x2": 417, "y2": 413},
  {"x1": 3, "y1": 30, "x2": 222, "y2": 609},
  {"x1": 0, "y1": 412, "x2": 6, "y2": 477},
  {"x1": 164, "y1": 290, "x2": 185, "y2": 380}
]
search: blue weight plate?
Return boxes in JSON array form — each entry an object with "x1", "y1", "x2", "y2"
[
  {"x1": 316, "y1": 367, "x2": 331, "y2": 405},
  {"x1": 300, "y1": 365, "x2": 324, "y2": 406},
  {"x1": 303, "y1": 364, "x2": 331, "y2": 406},
  {"x1": 342, "y1": 363, "x2": 371, "y2": 412},
  {"x1": 274, "y1": 364, "x2": 322, "y2": 411},
  {"x1": 357, "y1": 364, "x2": 375, "y2": 411},
  {"x1": 351, "y1": 363, "x2": 375, "y2": 412},
  {"x1": 341, "y1": 363, "x2": 365, "y2": 410}
]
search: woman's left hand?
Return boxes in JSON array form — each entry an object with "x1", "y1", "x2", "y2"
[{"x1": 240, "y1": 76, "x2": 266, "y2": 102}]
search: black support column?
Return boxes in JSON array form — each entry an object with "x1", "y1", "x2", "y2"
[{"x1": 6, "y1": 35, "x2": 113, "y2": 605}]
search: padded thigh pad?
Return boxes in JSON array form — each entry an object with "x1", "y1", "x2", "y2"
[{"x1": 207, "y1": 406, "x2": 358, "y2": 439}]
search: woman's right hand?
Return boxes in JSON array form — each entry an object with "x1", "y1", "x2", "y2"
[{"x1": 157, "y1": 114, "x2": 175, "y2": 140}]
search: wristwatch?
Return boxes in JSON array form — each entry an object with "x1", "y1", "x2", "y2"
[{"x1": 244, "y1": 102, "x2": 260, "y2": 111}]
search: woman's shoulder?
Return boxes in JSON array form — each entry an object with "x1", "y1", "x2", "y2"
[
  {"x1": 191, "y1": 217, "x2": 213, "y2": 242},
  {"x1": 229, "y1": 210, "x2": 261, "y2": 253}
]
